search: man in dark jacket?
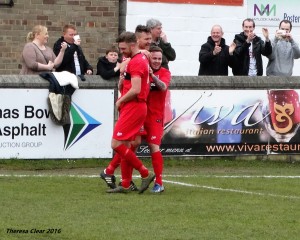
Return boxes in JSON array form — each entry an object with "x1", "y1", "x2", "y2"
[
  {"x1": 53, "y1": 24, "x2": 93, "y2": 76},
  {"x1": 146, "y1": 18, "x2": 176, "y2": 69},
  {"x1": 233, "y1": 18, "x2": 271, "y2": 76},
  {"x1": 198, "y1": 25, "x2": 236, "y2": 76}
]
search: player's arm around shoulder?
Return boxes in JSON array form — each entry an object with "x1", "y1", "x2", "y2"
[{"x1": 150, "y1": 67, "x2": 170, "y2": 91}]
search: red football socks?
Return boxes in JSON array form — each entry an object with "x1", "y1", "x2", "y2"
[
  {"x1": 120, "y1": 158, "x2": 132, "y2": 188},
  {"x1": 105, "y1": 153, "x2": 121, "y2": 175},
  {"x1": 151, "y1": 151, "x2": 163, "y2": 185},
  {"x1": 114, "y1": 144, "x2": 148, "y2": 178}
]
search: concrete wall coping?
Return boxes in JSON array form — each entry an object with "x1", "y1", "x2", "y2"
[{"x1": 0, "y1": 75, "x2": 300, "y2": 89}]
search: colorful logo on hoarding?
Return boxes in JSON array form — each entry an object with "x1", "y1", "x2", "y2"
[
  {"x1": 63, "y1": 102, "x2": 101, "y2": 150},
  {"x1": 254, "y1": 4, "x2": 276, "y2": 16}
]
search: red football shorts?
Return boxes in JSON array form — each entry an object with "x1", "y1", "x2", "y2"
[
  {"x1": 113, "y1": 101, "x2": 147, "y2": 141},
  {"x1": 144, "y1": 115, "x2": 164, "y2": 145}
]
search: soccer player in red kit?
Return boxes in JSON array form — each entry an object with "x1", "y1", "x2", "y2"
[
  {"x1": 106, "y1": 31, "x2": 155, "y2": 193},
  {"x1": 101, "y1": 26, "x2": 152, "y2": 191},
  {"x1": 145, "y1": 46, "x2": 171, "y2": 193}
]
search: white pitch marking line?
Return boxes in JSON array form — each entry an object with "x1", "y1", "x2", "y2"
[
  {"x1": 1, "y1": 173, "x2": 299, "y2": 200},
  {"x1": 163, "y1": 175, "x2": 300, "y2": 179},
  {"x1": 211, "y1": 175, "x2": 300, "y2": 178},
  {"x1": 1, "y1": 174, "x2": 300, "y2": 179},
  {"x1": 163, "y1": 180, "x2": 300, "y2": 200},
  {"x1": 0, "y1": 174, "x2": 99, "y2": 178}
]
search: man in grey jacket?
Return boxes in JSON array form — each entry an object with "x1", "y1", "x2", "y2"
[{"x1": 266, "y1": 20, "x2": 300, "y2": 76}]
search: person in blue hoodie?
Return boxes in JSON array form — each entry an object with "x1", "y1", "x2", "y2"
[{"x1": 96, "y1": 45, "x2": 121, "y2": 80}]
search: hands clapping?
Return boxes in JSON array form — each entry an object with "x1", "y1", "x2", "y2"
[
  {"x1": 213, "y1": 43, "x2": 222, "y2": 55},
  {"x1": 229, "y1": 42, "x2": 236, "y2": 54},
  {"x1": 262, "y1": 28, "x2": 269, "y2": 41},
  {"x1": 246, "y1": 31, "x2": 256, "y2": 43}
]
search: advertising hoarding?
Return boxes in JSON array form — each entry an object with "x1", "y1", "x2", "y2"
[
  {"x1": 0, "y1": 89, "x2": 114, "y2": 159},
  {"x1": 137, "y1": 89, "x2": 300, "y2": 156}
]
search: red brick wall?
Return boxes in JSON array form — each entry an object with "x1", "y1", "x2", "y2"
[{"x1": 0, "y1": 0, "x2": 119, "y2": 74}]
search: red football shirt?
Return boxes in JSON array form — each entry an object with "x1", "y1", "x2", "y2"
[
  {"x1": 147, "y1": 67, "x2": 171, "y2": 119},
  {"x1": 122, "y1": 52, "x2": 150, "y2": 102},
  {"x1": 113, "y1": 53, "x2": 150, "y2": 141},
  {"x1": 143, "y1": 67, "x2": 171, "y2": 144}
]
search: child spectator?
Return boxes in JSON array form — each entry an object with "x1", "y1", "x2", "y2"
[{"x1": 96, "y1": 46, "x2": 121, "y2": 80}]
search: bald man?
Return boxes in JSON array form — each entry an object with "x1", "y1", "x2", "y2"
[{"x1": 198, "y1": 25, "x2": 236, "y2": 76}]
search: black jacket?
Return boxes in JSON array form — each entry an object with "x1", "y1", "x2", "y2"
[
  {"x1": 53, "y1": 37, "x2": 93, "y2": 75},
  {"x1": 198, "y1": 37, "x2": 233, "y2": 76},
  {"x1": 96, "y1": 56, "x2": 120, "y2": 80},
  {"x1": 233, "y1": 32, "x2": 272, "y2": 76}
]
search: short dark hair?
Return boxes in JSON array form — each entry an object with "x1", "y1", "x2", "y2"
[
  {"x1": 116, "y1": 31, "x2": 137, "y2": 43},
  {"x1": 279, "y1": 20, "x2": 292, "y2": 31},
  {"x1": 242, "y1": 18, "x2": 255, "y2": 28},
  {"x1": 135, "y1": 25, "x2": 151, "y2": 35},
  {"x1": 149, "y1": 46, "x2": 162, "y2": 53},
  {"x1": 105, "y1": 45, "x2": 119, "y2": 55},
  {"x1": 63, "y1": 24, "x2": 76, "y2": 33}
]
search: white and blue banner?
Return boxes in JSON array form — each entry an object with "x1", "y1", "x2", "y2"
[{"x1": 0, "y1": 89, "x2": 114, "y2": 159}]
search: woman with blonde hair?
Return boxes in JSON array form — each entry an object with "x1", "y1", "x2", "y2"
[{"x1": 20, "y1": 25, "x2": 67, "y2": 74}]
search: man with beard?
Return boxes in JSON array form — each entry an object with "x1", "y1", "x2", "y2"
[
  {"x1": 100, "y1": 26, "x2": 152, "y2": 192},
  {"x1": 104, "y1": 31, "x2": 155, "y2": 194}
]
